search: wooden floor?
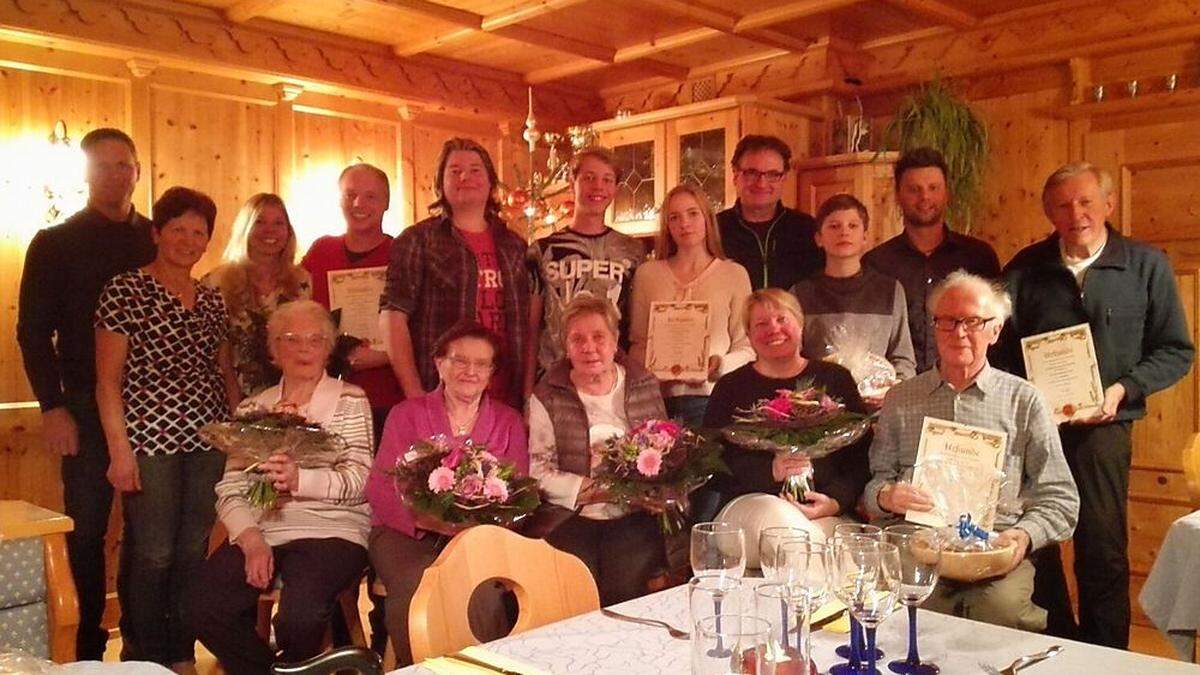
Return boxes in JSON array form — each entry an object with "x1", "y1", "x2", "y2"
[{"x1": 98, "y1": 582, "x2": 1188, "y2": 672}]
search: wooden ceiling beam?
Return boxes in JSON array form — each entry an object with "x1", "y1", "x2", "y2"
[
  {"x1": 393, "y1": 0, "x2": 599, "y2": 58},
  {"x1": 481, "y1": 0, "x2": 589, "y2": 31},
  {"x1": 734, "y1": 0, "x2": 864, "y2": 32},
  {"x1": 878, "y1": 0, "x2": 977, "y2": 29},
  {"x1": 630, "y1": 0, "x2": 816, "y2": 53},
  {"x1": 224, "y1": 0, "x2": 287, "y2": 23},
  {"x1": 525, "y1": 26, "x2": 718, "y2": 84},
  {"x1": 494, "y1": 24, "x2": 615, "y2": 61},
  {"x1": 365, "y1": 0, "x2": 481, "y2": 28}
]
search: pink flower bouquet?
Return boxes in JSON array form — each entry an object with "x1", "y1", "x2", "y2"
[
  {"x1": 390, "y1": 435, "x2": 540, "y2": 534},
  {"x1": 592, "y1": 420, "x2": 726, "y2": 534}
]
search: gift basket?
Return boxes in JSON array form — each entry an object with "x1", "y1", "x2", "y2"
[
  {"x1": 909, "y1": 459, "x2": 1016, "y2": 582},
  {"x1": 822, "y1": 325, "x2": 898, "y2": 399}
]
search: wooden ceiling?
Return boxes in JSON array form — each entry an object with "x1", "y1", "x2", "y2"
[{"x1": 180, "y1": 0, "x2": 1077, "y2": 97}]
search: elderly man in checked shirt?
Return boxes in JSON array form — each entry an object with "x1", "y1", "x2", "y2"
[{"x1": 865, "y1": 271, "x2": 1079, "y2": 631}]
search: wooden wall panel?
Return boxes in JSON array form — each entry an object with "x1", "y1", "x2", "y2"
[{"x1": 149, "y1": 87, "x2": 275, "y2": 276}]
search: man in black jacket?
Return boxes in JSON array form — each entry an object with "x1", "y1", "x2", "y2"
[
  {"x1": 716, "y1": 135, "x2": 821, "y2": 290},
  {"x1": 995, "y1": 162, "x2": 1194, "y2": 649},
  {"x1": 16, "y1": 128, "x2": 155, "y2": 660}
]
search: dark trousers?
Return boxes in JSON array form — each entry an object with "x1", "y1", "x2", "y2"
[
  {"x1": 119, "y1": 450, "x2": 226, "y2": 664},
  {"x1": 666, "y1": 395, "x2": 709, "y2": 428},
  {"x1": 1039, "y1": 422, "x2": 1133, "y2": 649},
  {"x1": 546, "y1": 512, "x2": 666, "y2": 607},
  {"x1": 60, "y1": 400, "x2": 116, "y2": 660},
  {"x1": 191, "y1": 538, "x2": 368, "y2": 675}
]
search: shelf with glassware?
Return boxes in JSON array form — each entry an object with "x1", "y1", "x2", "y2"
[
  {"x1": 793, "y1": 151, "x2": 903, "y2": 250},
  {"x1": 592, "y1": 96, "x2": 823, "y2": 238}
]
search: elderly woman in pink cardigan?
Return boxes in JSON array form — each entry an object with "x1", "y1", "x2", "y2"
[{"x1": 365, "y1": 321, "x2": 528, "y2": 666}]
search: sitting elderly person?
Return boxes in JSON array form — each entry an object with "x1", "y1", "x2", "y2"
[
  {"x1": 529, "y1": 295, "x2": 668, "y2": 606},
  {"x1": 865, "y1": 271, "x2": 1079, "y2": 631},
  {"x1": 190, "y1": 300, "x2": 372, "y2": 675},
  {"x1": 365, "y1": 321, "x2": 528, "y2": 667}
]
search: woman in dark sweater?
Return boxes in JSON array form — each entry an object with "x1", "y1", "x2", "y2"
[{"x1": 704, "y1": 288, "x2": 871, "y2": 531}]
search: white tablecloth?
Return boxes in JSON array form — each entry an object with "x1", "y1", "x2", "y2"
[
  {"x1": 1142, "y1": 509, "x2": 1200, "y2": 661},
  {"x1": 395, "y1": 582, "x2": 1199, "y2": 674}
]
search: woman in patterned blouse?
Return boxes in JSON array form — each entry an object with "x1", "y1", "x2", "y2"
[
  {"x1": 95, "y1": 186, "x2": 240, "y2": 672},
  {"x1": 204, "y1": 193, "x2": 312, "y2": 397}
]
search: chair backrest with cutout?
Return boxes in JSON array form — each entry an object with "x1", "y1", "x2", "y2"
[{"x1": 407, "y1": 525, "x2": 600, "y2": 662}]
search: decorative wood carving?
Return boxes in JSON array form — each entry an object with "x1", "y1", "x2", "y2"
[{"x1": 0, "y1": 0, "x2": 602, "y2": 121}]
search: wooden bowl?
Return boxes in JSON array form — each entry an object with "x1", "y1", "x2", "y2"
[{"x1": 911, "y1": 538, "x2": 1015, "y2": 582}]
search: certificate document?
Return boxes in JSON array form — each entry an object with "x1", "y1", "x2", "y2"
[
  {"x1": 644, "y1": 301, "x2": 711, "y2": 381},
  {"x1": 906, "y1": 417, "x2": 1006, "y2": 530},
  {"x1": 1021, "y1": 323, "x2": 1105, "y2": 424},
  {"x1": 327, "y1": 267, "x2": 387, "y2": 348}
]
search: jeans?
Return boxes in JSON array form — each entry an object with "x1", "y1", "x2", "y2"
[
  {"x1": 120, "y1": 450, "x2": 225, "y2": 665},
  {"x1": 666, "y1": 395, "x2": 709, "y2": 427},
  {"x1": 61, "y1": 399, "x2": 116, "y2": 660}
]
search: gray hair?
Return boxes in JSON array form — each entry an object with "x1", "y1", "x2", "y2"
[
  {"x1": 267, "y1": 300, "x2": 337, "y2": 349},
  {"x1": 1041, "y1": 161, "x2": 1114, "y2": 209},
  {"x1": 928, "y1": 271, "x2": 1012, "y2": 324}
]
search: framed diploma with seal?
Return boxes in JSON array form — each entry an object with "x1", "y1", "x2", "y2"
[
  {"x1": 1020, "y1": 322, "x2": 1104, "y2": 424},
  {"x1": 644, "y1": 301, "x2": 710, "y2": 381},
  {"x1": 906, "y1": 417, "x2": 1007, "y2": 530},
  {"x1": 327, "y1": 266, "x2": 387, "y2": 348}
]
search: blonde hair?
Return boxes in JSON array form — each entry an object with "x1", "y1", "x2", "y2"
[
  {"x1": 1041, "y1": 161, "x2": 1114, "y2": 209},
  {"x1": 212, "y1": 194, "x2": 308, "y2": 317},
  {"x1": 654, "y1": 184, "x2": 725, "y2": 260},
  {"x1": 741, "y1": 288, "x2": 804, "y2": 336},
  {"x1": 559, "y1": 295, "x2": 619, "y2": 348}
]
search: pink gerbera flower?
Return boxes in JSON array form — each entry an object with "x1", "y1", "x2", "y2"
[
  {"x1": 636, "y1": 448, "x2": 663, "y2": 477},
  {"x1": 483, "y1": 476, "x2": 509, "y2": 502},
  {"x1": 427, "y1": 467, "x2": 455, "y2": 493}
]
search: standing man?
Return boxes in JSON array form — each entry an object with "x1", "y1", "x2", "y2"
[
  {"x1": 17, "y1": 127, "x2": 156, "y2": 660},
  {"x1": 716, "y1": 134, "x2": 821, "y2": 291},
  {"x1": 996, "y1": 162, "x2": 1194, "y2": 648},
  {"x1": 524, "y1": 147, "x2": 644, "y2": 396},
  {"x1": 863, "y1": 147, "x2": 1001, "y2": 374}
]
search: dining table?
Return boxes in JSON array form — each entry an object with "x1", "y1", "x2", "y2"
[
  {"x1": 393, "y1": 579, "x2": 1200, "y2": 674},
  {"x1": 1142, "y1": 509, "x2": 1200, "y2": 662}
]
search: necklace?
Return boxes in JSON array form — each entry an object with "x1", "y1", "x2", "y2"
[{"x1": 447, "y1": 400, "x2": 480, "y2": 437}]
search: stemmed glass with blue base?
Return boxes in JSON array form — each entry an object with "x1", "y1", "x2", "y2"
[
  {"x1": 883, "y1": 524, "x2": 942, "y2": 675},
  {"x1": 830, "y1": 524, "x2": 884, "y2": 675}
]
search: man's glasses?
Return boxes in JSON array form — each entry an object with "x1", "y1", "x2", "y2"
[
  {"x1": 932, "y1": 316, "x2": 995, "y2": 332},
  {"x1": 736, "y1": 168, "x2": 786, "y2": 184}
]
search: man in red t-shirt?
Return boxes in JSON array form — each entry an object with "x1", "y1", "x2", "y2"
[{"x1": 301, "y1": 163, "x2": 403, "y2": 438}]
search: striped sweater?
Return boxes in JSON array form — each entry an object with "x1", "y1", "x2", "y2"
[{"x1": 215, "y1": 374, "x2": 374, "y2": 548}]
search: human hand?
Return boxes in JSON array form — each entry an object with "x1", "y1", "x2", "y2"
[
  {"x1": 787, "y1": 490, "x2": 840, "y2": 519},
  {"x1": 107, "y1": 448, "x2": 141, "y2": 493},
  {"x1": 260, "y1": 452, "x2": 299, "y2": 494},
  {"x1": 1069, "y1": 383, "x2": 1125, "y2": 425},
  {"x1": 878, "y1": 481, "x2": 933, "y2": 514},
  {"x1": 236, "y1": 529, "x2": 274, "y2": 590},
  {"x1": 994, "y1": 527, "x2": 1031, "y2": 576},
  {"x1": 41, "y1": 407, "x2": 79, "y2": 456},
  {"x1": 772, "y1": 453, "x2": 812, "y2": 482}
]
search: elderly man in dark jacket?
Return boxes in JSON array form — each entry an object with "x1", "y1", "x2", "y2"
[{"x1": 994, "y1": 161, "x2": 1194, "y2": 649}]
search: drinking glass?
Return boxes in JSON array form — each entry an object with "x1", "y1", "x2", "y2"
[
  {"x1": 754, "y1": 583, "x2": 813, "y2": 675},
  {"x1": 760, "y1": 527, "x2": 810, "y2": 581},
  {"x1": 831, "y1": 541, "x2": 902, "y2": 675},
  {"x1": 884, "y1": 525, "x2": 941, "y2": 675},
  {"x1": 692, "y1": 614, "x2": 771, "y2": 675},
  {"x1": 689, "y1": 575, "x2": 744, "y2": 631},
  {"x1": 692, "y1": 522, "x2": 747, "y2": 581},
  {"x1": 829, "y1": 525, "x2": 884, "y2": 669},
  {"x1": 776, "y1": 540, "x2": 828, "y2": 674}
]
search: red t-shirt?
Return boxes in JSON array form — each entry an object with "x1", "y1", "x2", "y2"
[
  {"x1": 301, "y1": 234, "x2": 403, "y2": 412},
  {"x1": 458, "y1": 229, "x2": 510, "y2": 402}
]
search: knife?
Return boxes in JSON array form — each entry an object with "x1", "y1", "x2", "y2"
[
  {"x1": 443, "y1": 651, "x2": 524, "y2": 675},
  {"x1": 812, "y1": 608, "x2": 848, "y2": 631}
]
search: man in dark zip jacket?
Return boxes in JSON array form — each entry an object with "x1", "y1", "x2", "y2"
[
  {"x1": 994, "y1": 162, "x2": 1194, "y2": 650},
  {"x1": 716, "y1": 135, "x2": 822, "y2": 291}
]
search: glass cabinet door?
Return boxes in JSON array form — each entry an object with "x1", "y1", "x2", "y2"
[
  {"x1": 612, "y1": 140, "x2": 658, "y2": 224},
  {"x1": 678, "y1": 128, "x2": 726, "y2": 211}
]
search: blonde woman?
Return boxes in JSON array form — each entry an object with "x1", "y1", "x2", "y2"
[
  {"x1": 205, "y1": 193, "x2": 311, "y2": 396},
  {"x1": 629, "y1": 183, "x2": 754, "y2": 426}
]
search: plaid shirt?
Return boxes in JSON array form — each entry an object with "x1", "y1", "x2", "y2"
[
  {"x1": 866, "y1": 364, "x2": 1078, "y2": 551},
  {"x1": 380, "y1": 215, "x2": 529, "y2": 408}
]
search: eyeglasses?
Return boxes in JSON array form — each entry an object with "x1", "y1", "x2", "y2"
[
  {"x1": 932, "y1": 316, "x2": 995, "y2": 332},
  {"x1": 736, "y1": 168, "x2": 786, "y2": 184},
  {"x1": 276, "y1": 332, "x2": 327, "y2": 348},
  {"x1": 443, "y1": 355, "x2": 495, "y2": 373}
]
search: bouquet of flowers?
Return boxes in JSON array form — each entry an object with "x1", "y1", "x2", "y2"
[
  {"x1": 592, "y1": 420, "x2": 726, "y2": 534},
  {"x1": 390, "y1": 435, "x2": 541, "y2": 534},
  {"x1": 199, "y1": 407, "x2": 347, "y2": 510},
  {"x1": 722, "y1": 383, "x2": 873, "y2": 500}
]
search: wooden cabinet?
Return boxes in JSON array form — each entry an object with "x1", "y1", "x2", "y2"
[
  {"x1": 593, "y1": 96, "x2": 821, "y2": 236},
  {"x1": 794, "y1": 151, "x2": 902, "y2": 248}
]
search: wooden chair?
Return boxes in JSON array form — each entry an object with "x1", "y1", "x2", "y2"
[{"x1": 407, "y1": 525, "x2": 599, "y2": 663}]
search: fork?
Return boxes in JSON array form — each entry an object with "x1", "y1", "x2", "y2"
[
  {"x1": 980, "y1": 644, "x2": 1064, "y2": 674},
  {"x1": 600, "y1": 607, "x2": 690, "y2": 639}
]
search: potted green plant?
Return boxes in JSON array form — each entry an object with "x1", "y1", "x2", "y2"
[{"x1": 883, "y1": 78, "x2": 989, "y2": 233}]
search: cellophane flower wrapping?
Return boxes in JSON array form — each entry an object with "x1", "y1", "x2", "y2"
[
  {"x1": 389, "y1": 435, "x2": 541, "y2": 533},
  {"x1": 911, "y1": 460, "x2": 1019, "y2": 581},
  {"x1": 199, "y1": 407, "x2": 348, "y2": 510},
  {"x1": 592, "y1": 420, "x2": 726, "y2": 534},
  {"x1": 822, "y1": 324, "x2": 898, "y2": 398}
]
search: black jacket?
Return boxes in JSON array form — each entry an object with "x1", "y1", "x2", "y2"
[
  {"x1": 994, "y1": 226, "x2": 1194, "y2": 421},
  {"x1": 716, "y1": 202, "x2": 822, "y2": 291}
]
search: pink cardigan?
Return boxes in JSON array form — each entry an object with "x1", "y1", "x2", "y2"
[{"x1": 365, "y1": 389, "x2": 529, "y2": 538}]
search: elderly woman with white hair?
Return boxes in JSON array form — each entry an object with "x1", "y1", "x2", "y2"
[
  {"x1": 190, "y1": 299, "x2": 372, "y2": 675},
  {"x1": 866, "y1": 271, "x2": 1079, "y2": 630}
]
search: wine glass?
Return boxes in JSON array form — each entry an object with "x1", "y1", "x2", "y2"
[
  {"x1": 692, "y1": 522, "x2": 746, "y2": 649},
  {"x1": 883, "y1": 525, "x2": 942, "y2": 674},
  {"x1": 760, "y1": 527, "x2": 810, "y2": 581},
  {"x1": 754, "y1": 583, "x2": 811, "y2": 675},
  {"x1": 692, "y1": 614, "x2": 771, "y2": 675},
  {"x1": 830, "y1": 540, "x2": 902, "y2": 675},
  {"x1": 689, "y1": 575, "x2": 743, "y2": 631},
  {"x1": 777, "y1": 539, "x2": 828, "y2": 674},
  {"x1": 830, "y1": 525, "x2": 884, "y2": 669}
]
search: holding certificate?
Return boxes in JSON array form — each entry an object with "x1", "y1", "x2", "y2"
[
  {"x1": 630, "y1": 184, "x2": 755, "y2": 426},
  {"x1": 327, "y1": 266, "x2": 387, "y2": 348},
  {"x1": 1020, "y1": 323, "x2": 1104, "y2": 423}
]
